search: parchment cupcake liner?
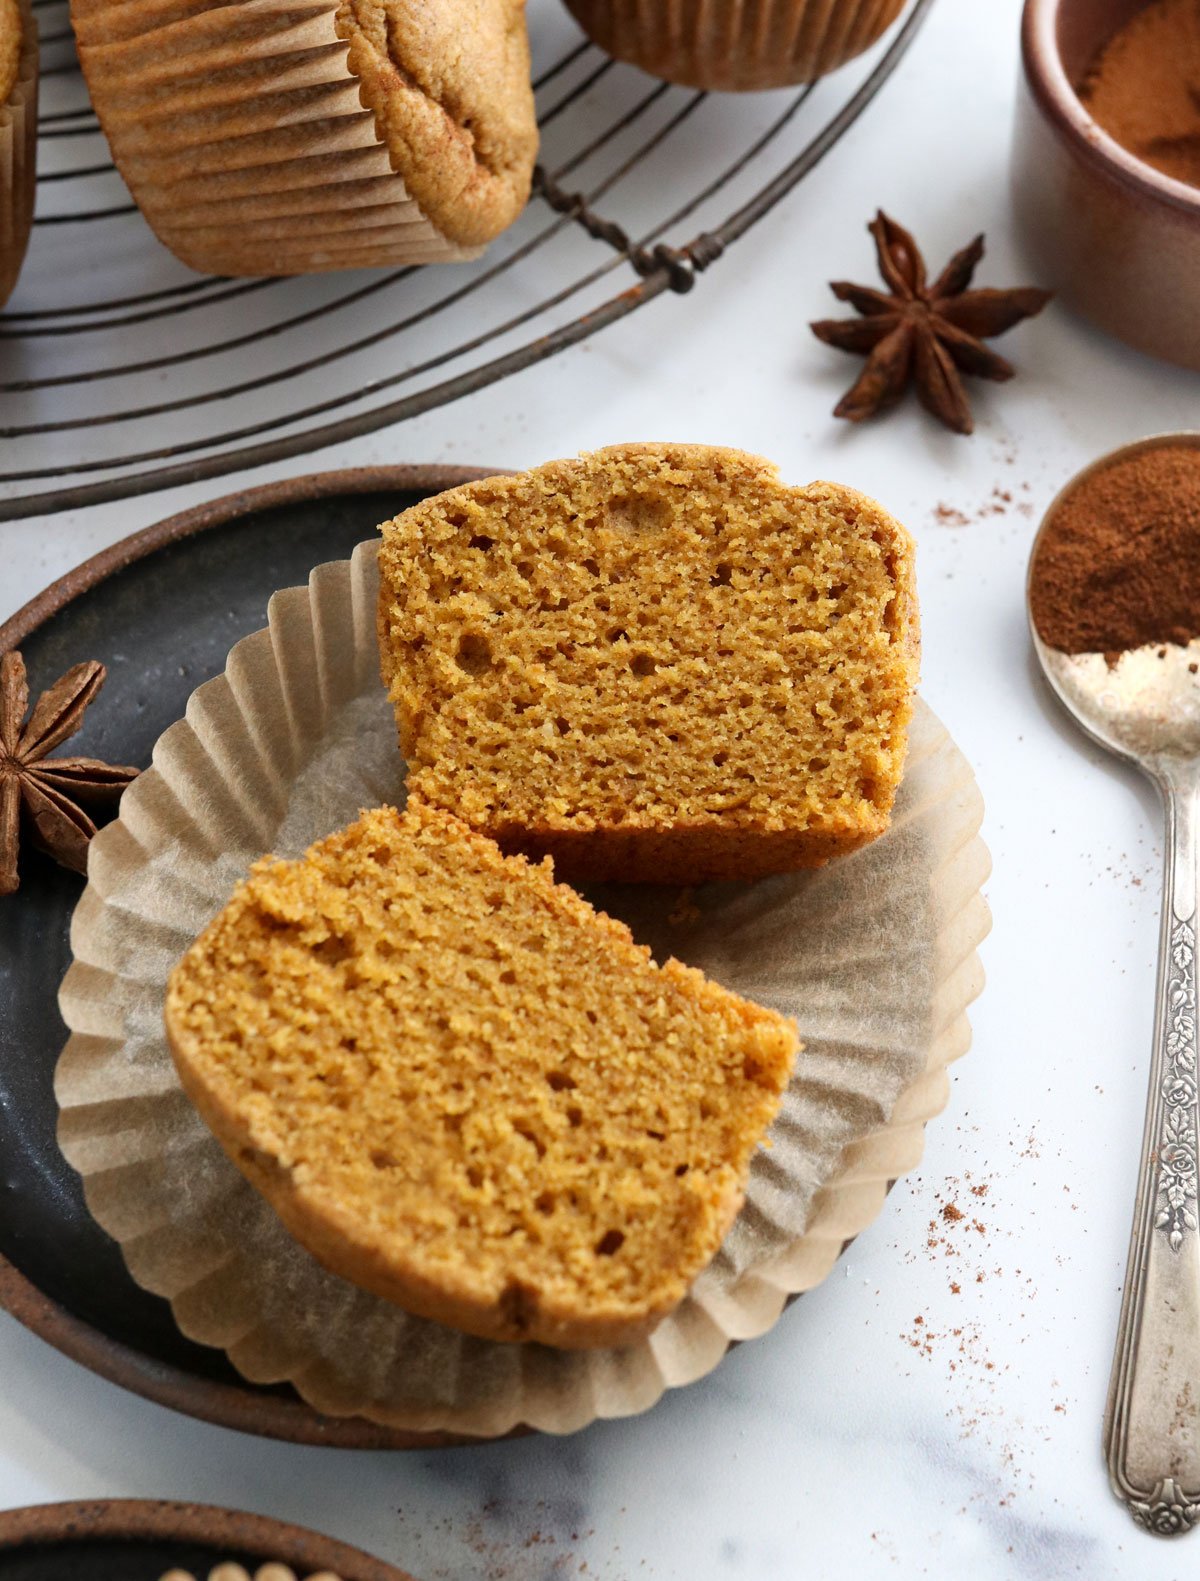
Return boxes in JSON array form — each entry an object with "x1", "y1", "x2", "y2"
[
  {"x1": 70, "y1": 0, "x2": 476, "y2": 275},
  {"x1": 56, "y1": 538, "x2": 990, "y2": 1437},
  {"x1": 0, "y1": 0, "x2": 37, "y2": 307},
  {"x1": 561, "y1": 0, "x2": 907, "y2": 91}
]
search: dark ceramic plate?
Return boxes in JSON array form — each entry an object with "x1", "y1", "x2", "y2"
[
  {"x1": 0, "y1": 1499, "x2": 411, "y2": 1579},
  {"x1": 0, "y1": 467, "x2": 500, "y2": 1449}
]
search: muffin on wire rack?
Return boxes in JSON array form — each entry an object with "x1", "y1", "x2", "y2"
[
  {"x1": 70, "y1": 0, "x2": 538, "y2": 276},
  {"x1": 561, "y1": 0, "x2": 907, "y2": 91},
  {"x1": 0, "y1": 0, "x2": 36, "y2": 307}
]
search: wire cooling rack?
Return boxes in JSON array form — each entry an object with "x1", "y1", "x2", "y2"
[{"x1": 2, "y1": 0, "x2": 936, "y2": 522}]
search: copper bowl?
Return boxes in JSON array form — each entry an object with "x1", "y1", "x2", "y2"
[{"x1": 1012, "y1": 0, "x2": 1200, "y2": 369}]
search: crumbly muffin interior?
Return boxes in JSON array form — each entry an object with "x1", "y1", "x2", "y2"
[
  {"x1": 378, "y1": 445, "x2": 916, "y2": 842},
  {"x1": 167, "y1": 804, "x2": 797, "y2": 1338}
]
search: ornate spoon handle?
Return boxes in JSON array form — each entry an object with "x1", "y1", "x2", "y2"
[{"x1": 1106, "y1": 763, "x2": 1200, "y2": 1535}]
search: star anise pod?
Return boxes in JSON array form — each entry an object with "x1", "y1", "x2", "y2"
[
  {"x1": 811, "y1": 211, "x2": 1053, "y2": 435},
  {"x1": 0, "y1": 650, "x2": 139, "y2": 895}
]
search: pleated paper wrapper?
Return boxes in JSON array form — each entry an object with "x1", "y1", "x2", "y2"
[
  {"x1": 0, "y1": 0, "x2": 37, "y2": 307},
  {"x1": 70, "y1": 0, "x2": 475, "y2": 276},
  {"x1": 561, "y1": 0, "x2": 907, "y2": 91},
  {"x1": 56, "y1": 539, "x2": 990, "y2": 1438}
]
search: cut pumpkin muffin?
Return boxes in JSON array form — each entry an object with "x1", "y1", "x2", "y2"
[
  {"x1": 165, "y1": 803, "x2": 799, "y2": 1350},
  {"x1": 377, "y1": 443, "x2": 919, "y2": 885}
]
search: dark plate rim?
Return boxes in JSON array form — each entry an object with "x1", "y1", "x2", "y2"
[
  {"x1": 0, "y1": 463, "x2": 514, "y2": 1451},
  {"x1": 0, "y1": 1496, "x2": 412, "y2": 1578}
]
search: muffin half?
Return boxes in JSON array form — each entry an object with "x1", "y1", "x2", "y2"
[
  {"x1": 71, "y1": 0, "x2": 538, "y2": 275},
  {"x1": 166, "y1": 803, "x2": 798, "y2": 1348},
  {"x1": 377, "y1": 443, "x2": 919, "y2": 885}
]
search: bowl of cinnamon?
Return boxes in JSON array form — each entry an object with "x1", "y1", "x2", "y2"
[{"x1": 1013, "y1": 0, "x2": 1200, "y2": 369}]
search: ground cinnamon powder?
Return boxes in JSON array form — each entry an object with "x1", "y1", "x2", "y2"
[
  {"x1": 1079, "y1": 0, "x2": 1200, "y2": 189},
  {"x1": 1029, "y1": 443, "x2": 1200, "y2": 656}
]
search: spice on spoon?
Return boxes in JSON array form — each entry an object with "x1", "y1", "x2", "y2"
[
  {"x1": 1079, "y1": 0, "x2": 1200, "y2": 190},
  {"x1": 1028, "y1": 441, "x2": 1200, "y2": 661}
]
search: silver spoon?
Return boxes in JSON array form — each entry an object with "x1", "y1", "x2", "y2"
[{"x1": 1029, "y1": 433, "x2": 1200, "y2": 1537}]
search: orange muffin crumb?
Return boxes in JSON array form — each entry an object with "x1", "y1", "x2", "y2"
[
  {"x1": 377, "y1": 444, "x2": 919, "y2": 884},
  {"x1": 166, "y1": 803, "x2": 798, "y2": 1349}
]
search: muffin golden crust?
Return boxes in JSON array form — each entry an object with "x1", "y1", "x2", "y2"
[
  {"x1": 165, "y1": 803, "x2": 799, "y2": 1349},
  {"x1": 336, "y1": 0, "x2": 537, "y2": 248},
  {"x1": 377, "y1": 444, "x2": 919, "y2": 885}
]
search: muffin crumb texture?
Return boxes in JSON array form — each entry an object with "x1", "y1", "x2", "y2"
[
  {"x1": 166, "y1": 803, "x2": 798, "y2": 1349},
  {"x1": 378, "y1": 443, "x2": 918, "y2": 883}
]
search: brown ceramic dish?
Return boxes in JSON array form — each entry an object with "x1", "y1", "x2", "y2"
[
  {"x1": 1013, "y1": 0, "x2": 1200, "y2": 369},
  {"x1": 0, "y1": 1498, "x2": 413, "y2": 1580}
]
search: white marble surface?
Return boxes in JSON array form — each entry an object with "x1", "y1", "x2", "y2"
[{"x1": 3, "y1": 0, "x2": 1200, "y2": 1575}]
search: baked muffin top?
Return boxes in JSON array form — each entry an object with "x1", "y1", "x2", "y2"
[{"x1": 336, "y1": 0, "x2": 537, "y2": 248}]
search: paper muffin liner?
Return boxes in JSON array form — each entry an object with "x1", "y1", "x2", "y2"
[
  {"x1": 70, "y1": 0, "x2": 477, "y2": 275},
  {"x1": 56, "y1": 538, "x2": 989, "y2": 1437},
  {"x1": 0, "y1": 0, "x2": 37, "y2": 307},
  {"x1": 561, "y1": 0, "x2": 907, "y2": 91}
]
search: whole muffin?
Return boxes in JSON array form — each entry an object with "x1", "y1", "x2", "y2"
[
  {"x1": 562, "y1": 0, "x2": 906, "y2": 91},
  {"x1": 0, "y1": 0, "x2": 36, "y2": 307},
  {"x1": 71, "y1": 0, "x2": 538, "y2": 276}
]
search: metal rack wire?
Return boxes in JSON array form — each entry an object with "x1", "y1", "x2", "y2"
[{"x1": 2, "y1": 0, "x2": 936, "y2": 521}]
